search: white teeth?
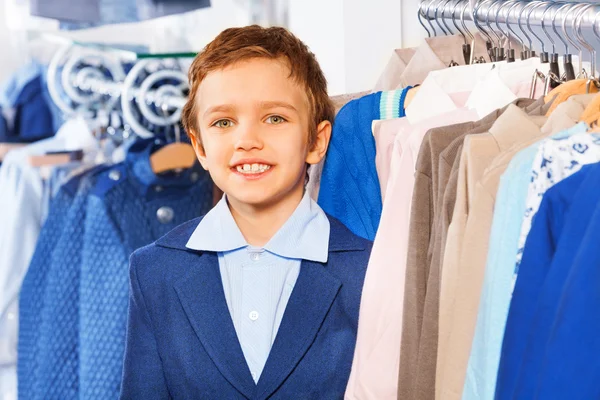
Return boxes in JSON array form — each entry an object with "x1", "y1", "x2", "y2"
[{"x1": 236, "y1": 163, "x2": 271, "y2": 174}]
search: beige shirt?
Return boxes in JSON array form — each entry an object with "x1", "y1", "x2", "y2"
[
  {"x1": 436, "y1": 94, "x2": 595, "y2": 400},
  {"x1": 373, "y1": 33, "x2": 496, "y2": 91}
]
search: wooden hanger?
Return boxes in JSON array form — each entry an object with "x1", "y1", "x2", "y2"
[
  {"x1": 149, "y1": 141, "x2": 197, "y2": 174},
  {"x1": 28, "y1": 150, "x2": 84, "y2": 167}
]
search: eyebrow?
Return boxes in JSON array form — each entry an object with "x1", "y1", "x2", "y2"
[
  {"x1": 203, "y1": 101, "x2": 299, "y2": 119},
  {"x1": 258, "y1": 101, "x2": 298, "y2": 113}
]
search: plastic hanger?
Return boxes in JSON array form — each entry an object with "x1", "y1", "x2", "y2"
[{"x1": 149, "y1": 105, "x2": 197, "y2": 174}]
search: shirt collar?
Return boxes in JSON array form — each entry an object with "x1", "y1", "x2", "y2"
[{"x1": 186, "y1": 191, "x2": 330, "y2": 263}]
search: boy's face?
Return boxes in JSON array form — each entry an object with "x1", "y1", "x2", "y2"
[{"x1": 190, "y1": 57, "x2": 331, "y2": 211}]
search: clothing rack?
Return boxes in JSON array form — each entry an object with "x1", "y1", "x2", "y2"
[{"x1": 423, "y1": 0, "x2": 600, "y2": 29}]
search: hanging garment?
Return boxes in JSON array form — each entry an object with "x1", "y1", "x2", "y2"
[
  {"x1": 509, "y1": 161, "x2": 600, "y2": 399},
  {"x1": 306, "y1": 91, "x2": 370, "y2": 202},
  {"x1": 0, "y1": 117, "x2": 96, "y2": 399},
  {"x1": 318, "y1": 88, "x2": 410, "y2": 240},
  {"x1": 463, "y1": 94, "x2": 596, "y2": 400},
  {"x1": 435, "y1": 103, "x2": 554, "y2": 400},
  {"x1": 119, "y1": 217, "x2": 372, "y2": 399},
  {"x1": 346, "y1": 107, "x2": 478, "y2": 400},
  {"x1": 29, "y1": 0, "x2": 210, "y2": 26},
  {"x1": 497, "y1": 130, "x2": 600, "y2": 400},
  {"x1": 528, "y1": 180, "x2": 600, "y2": 399},
  {"x1": 373, "y1": 33, "x2": 501, "y2": 91},
  {"x1": 79, "y1": 138, "x2": 213, "y2": 400},
  {"x1": 397, "y1": 97, "x2": 542, "y2": 400},
  {"x1": 17, "y1": 164, "x2": 107, "y2": 400}
]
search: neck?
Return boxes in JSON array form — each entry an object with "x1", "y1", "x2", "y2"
[{"x1": 227, "y1": 186, "x2": 305, "y2": 247}]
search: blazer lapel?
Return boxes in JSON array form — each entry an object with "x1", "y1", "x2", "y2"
[
  {"x1": 254, "y1": 260, "x2": 342, "y2": 400},
  {"x1": 173, "y1": 251, "x2": 256, "y2": 399}
]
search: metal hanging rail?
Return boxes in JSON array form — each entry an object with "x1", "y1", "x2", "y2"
[{"x1": 422, "y1": 0, "x2": 600, "y2": 29}]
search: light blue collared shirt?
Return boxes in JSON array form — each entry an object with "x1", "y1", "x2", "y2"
[{"x1": 186, "y1": 191, "x2": 330, "y2": 383}]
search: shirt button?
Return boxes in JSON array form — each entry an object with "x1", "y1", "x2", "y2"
[
  {"x1": 108, "y1": 169, "x2": 121, "y2": 181},
  {"x1": 154, "y1": 185, "x2": 164, "y2": 193},
  {"x1": 156, "y1": 206, "x2": 174, "y2": 223},
  {"x1": 250, "y1": 252, "x2": 260, "y2": 261},
  {"x1": 249, "y1": 311, "x2": 259, "y2": 321},
  {"x1": 7, "y1": 313, "x2": 15, "y2": 320},
  {"x1": 190, "y1": 172, "x2": 200, "y2": 182}
]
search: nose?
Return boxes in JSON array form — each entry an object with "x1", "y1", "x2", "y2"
[{"x1": 234, "y1": 120, "x2": 264, "y2": 151}]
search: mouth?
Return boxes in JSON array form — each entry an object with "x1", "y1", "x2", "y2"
[{"x1": 230, "y1": 162, "x2": 274, "y2": 180}]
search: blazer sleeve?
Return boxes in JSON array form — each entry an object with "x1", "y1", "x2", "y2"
[{"x1": 120, "y1": 252, "x2": 171, "y2": 400}]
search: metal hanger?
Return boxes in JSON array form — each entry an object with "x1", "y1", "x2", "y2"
[
  {"x1": 493, "y1": 0, "x2": 515, "y2": 61},
  {"x1": 552, "y1": 2, "x2": 575, "y2": 80},
  {"x1": 563, "y1": 2, "x2": 585, "y2": 79},
  {"x1": 484, "y1": 0, "x2": 504, "y2": 60},
  {"x1": 540, "y1": 2, "x2": 562, "y2": 87},
  {"x1": 573, "y1": 3, "x2": 595, "y2": 82},
  {"x1": 525, "y1": 2, "x2": 547, "y2": 61},
  {"x1": 440, "y1": 0, "x2": 456, "y2": 37},
  {"x1": 418, "y1": 1, "x2": 433, "y2": 37},
  {"x1": 418, "y1": 0, "x2": 437, "y2": 37},
  {"x1": 434, "y1": 0, "x2": 449, "y2": 36},
  {"x1": 450, "y1": 0, "x2": 473, "y2": 64},
  {"x1": 473, "y1": 0, "x2": 496, "y2": 61},
  {"x1": 519, "y1": 1, "x2": 542, "y2": 59},
  {"x1": 505, "y1": 1, "x2": 526, "y2": 62}
]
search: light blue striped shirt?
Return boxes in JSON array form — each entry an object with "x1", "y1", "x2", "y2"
[{"x1": 186, "y1": 191, "x2": 330, "y2": 383}]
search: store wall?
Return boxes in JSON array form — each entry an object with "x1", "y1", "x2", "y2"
[{"x1": 0, "y1": 0, "x2": 424, "y2": 95}]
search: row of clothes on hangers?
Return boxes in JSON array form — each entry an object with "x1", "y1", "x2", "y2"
[
  {"x1": 312, "y1": 25, "x2": 600, "y2": 400},
  {"x1": 0, "y1": 56, "x2": 217, "y2": 400}
]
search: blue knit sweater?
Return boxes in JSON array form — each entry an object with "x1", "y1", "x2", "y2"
[
  {"x1": 18, "y1": 165, "x2": 108, "y2": 400},
  {"x1": 79, "y1": 138, "x2": 213, "y2": 399},
  {"x1": 318, "y1": 88, "x2": 409, "y2": 240}
]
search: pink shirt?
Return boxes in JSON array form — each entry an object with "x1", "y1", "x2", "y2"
[{"x1": 346, "y1": 108, "x2": 478, "y2": 400}]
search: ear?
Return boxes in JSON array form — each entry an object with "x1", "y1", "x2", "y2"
[
  {"x1": 305, "y1": 120, "x2": 332, "y2": 165},
  {"x1": 188, "y1": 132, "x2": 209, "y2": 171}
]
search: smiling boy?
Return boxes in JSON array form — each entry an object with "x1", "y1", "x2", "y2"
[{"x1": 119, "y1": 25, "x2": 372, "y2": 399}]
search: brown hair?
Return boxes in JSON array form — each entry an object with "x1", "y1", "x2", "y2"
[{"x1": 181, "y1": 25, "x2": 334, "y2": 149}]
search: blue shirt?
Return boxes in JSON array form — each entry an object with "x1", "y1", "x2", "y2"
[
  {"x1": 186, "y1": 191, "x2": 330, "y2": 383},
  {"x1": 532, "y1": 186, "x2": 600, "y2": 399},
  {"x1": 318, "y1": 88, "x2": 409, "y2": 240},
  {"x1": 463, "y1": 122, "x2": 588, "y2": 400},
  {"x1": 509, "y1": 162, "x2": 600, "y2": 399}
]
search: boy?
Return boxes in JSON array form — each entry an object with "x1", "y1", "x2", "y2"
[{"x1": 120, "y1": 25, "x2": 372, "y2": 399}]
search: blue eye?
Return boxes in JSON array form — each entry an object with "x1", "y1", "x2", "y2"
[
  {"x1": 213, "y1": 119, "x2": 234, "y2": 128},
  {"x1": 266, "y1": 115, "x2": 286, "y2": 124}
]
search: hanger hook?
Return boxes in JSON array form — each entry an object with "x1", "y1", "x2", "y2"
[
  {"x1": 425, "y1": 0, "x2": 439, "y2": 36},
  {"x1": 541, "y1": 2, "x2": 557, "y2": 54},
  {"x1": 460, "y1": 0, "x2": 475, "y2": 42},
  {"x1": 562, "y1": 3, "x2": 583, "y2": 56},
  {"x1": 553, "y1": 3, "x2": 573, "y2": 55},
  {"x1": 519, "y1": 1, "x2": 540, "y2": 54},
  {"x1": 526, "y1": 2, "x2": 546, "y2": 54},
  {"x1": 494, "y1": 0, "x2": 513, "y2": 50},
  {"x1": 418, "y1": 1, "x2": 432, "y2": 37},
  {"x1": 485, "y1": 0, "x2": 503, "y2": 49},
  {"x1": 451, "y1": 0, "x2": 467, "y2": 43},
  {"x1": 441, "y1": 0, "x2": 456, "y2": 36},
  {"x1": 434, "y1": 0, "x2": 449, "y2": 35},
  {"x1": 473, "y1": 0, "x2": 495, "y2": 46},
  {"x1": 574, "y1": 3, "x2": 595, "y2": 77},
  {"x1": 506, "y1": 1, "x2": 526, "y2": 52}
]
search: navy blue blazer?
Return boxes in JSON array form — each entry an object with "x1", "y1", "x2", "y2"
[{"x1": 119, "y1": 215, "x2": 372, "y2": 400}]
